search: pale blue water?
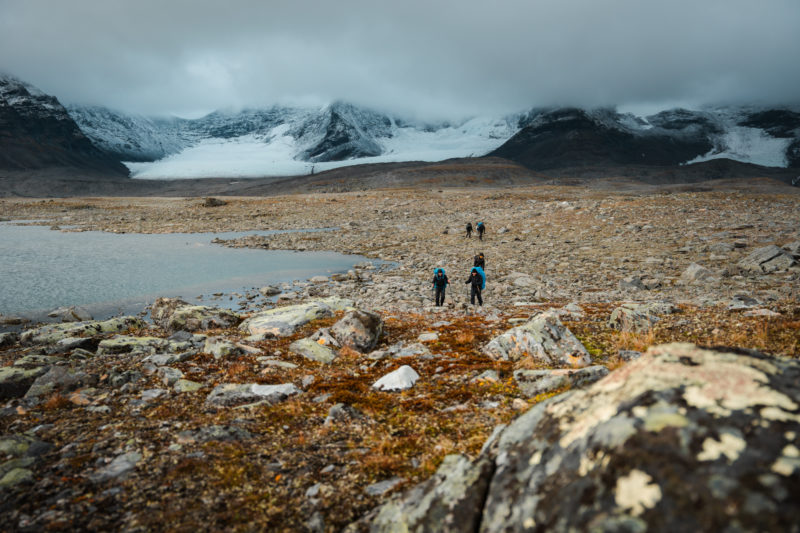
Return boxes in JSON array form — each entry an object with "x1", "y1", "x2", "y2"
[{"x1": 0, "y1": 222, "x2": 368, "y2": 321}]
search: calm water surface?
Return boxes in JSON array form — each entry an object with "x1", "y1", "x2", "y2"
[{"x1": 0, "y1": 223, "x2": 368, "y2": 320}]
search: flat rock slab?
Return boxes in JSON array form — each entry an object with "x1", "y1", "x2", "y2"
[
  {"x1": 239, "y1": 297, "x2": 354, "y2": 338},
  {"x1": 205, "y1": 383, "x2": 301, "y2": 407},
  {"x1": 514, "y1": 365, "x2": 609, "y2": 397},
  {"x1": 738, "y1": 244, "x2": 798, "y2": 273},
  {"x1": 483, "y1": 310, "x2": 591, "y2": 367},
  {"x1": 151, "y1": 297, "x2": 241, "y2": 333},
  {"x1": 97, "y1": 335, "x2": 191, "y2": 356},
  {"x1": 289, "y1": 337, "x2": 338, "y2": 364},
  {"x1": 361, "y1": 343, "x2": 800, "y2": 532},
  {"x1": 19, "y1": 316, "x2": 146, "y2": 346},
  {"x1": 373, "y1": 365, "x2": 419, "y2": 391}
]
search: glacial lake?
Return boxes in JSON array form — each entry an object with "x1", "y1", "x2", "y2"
[{"x1": 0, "y1": 222, "x2": 370, "y2": 323}]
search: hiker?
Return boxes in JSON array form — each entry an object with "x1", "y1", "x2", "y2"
[
  {"x1": 476, "y1": 221, "x2": 486, "y2": 240},
  {"x1": 465, "y1": 267, "x2": 485, "y2": 306},
  {"x1": 473, "y1": 252, "x2": 485, "y2": 270},
  {"x1": 431, "y1": 268, "x2": 449, "y2": 306},
  {"x1": 465, "y1": 222, "x2": 473, "y2": 238}
]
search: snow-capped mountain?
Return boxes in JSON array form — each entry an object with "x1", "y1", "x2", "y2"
[{"x1": 0, "y1": 74, "x2": 127, "y2": 175}]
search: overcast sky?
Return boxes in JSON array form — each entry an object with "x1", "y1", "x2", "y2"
[{"x1": 1, "y1": 0, "x2": 799, "y2": 120}]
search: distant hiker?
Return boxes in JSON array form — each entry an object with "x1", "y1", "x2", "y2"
[
  {"x1": 432, "y1": 268, "x2": 449, "y2": 307},
  {"x1": 466, "y1": 222, "x2": 473, "y2": 238},
  {"x1": 476, "y1": 221, "x2": 485, "y2": 240},
  {"x1": 465, "y1": 267, "x2": 485, "y2": 306},
  {"x1": 473, "y1": 252, "x2": 485, "y2": 270}
]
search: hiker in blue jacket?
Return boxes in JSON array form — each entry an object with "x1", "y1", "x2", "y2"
[
  {"x1": 465, "y1": 267, "x2": 484, "y2": 306},
  {"x1": 432, "y1": 268, "x2": 449, "y2": 306}
]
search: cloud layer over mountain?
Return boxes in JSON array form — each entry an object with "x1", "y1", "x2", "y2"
[{"x1": 1, "y1": 0, "x2": 799, "y2": 119}]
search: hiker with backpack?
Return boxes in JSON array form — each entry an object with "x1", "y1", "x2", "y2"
[
  {"x1": 476, "y1": 222, "x2": 485, "y2": 240},
  {"x1": 473, "y1": 252, "x2": 485, "y2": 270},
  {"x1": 465, "y1": 222, "x2": 473, "y2": 238},
  {"x1": 431, "y1": 268, "x2": 449, "y2": 307},
  {"x1": 465, "y1": 266, "x2": 485, "y2": 306}
]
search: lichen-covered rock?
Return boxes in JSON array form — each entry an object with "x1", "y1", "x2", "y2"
[
  {"x1": 514, "y1": 365, "x2": 609, "y2": 398},
  {"x1": 203, "y1": 336, "x2": 244, "y2": 359},
  {"x1": 0, "y1": 332, "x2": 18, "y2": 348},
  {"x1": 0, "y1": 366, "x2": 50, "y2": 400},
  {"x1": 289, "y1": 337, "x2": 338, "y2": 364},
  {"x1": 151, "y1": 297, "x2": 241, "y2": 333},
  {"x1": 738, "y1": 244, "x2": 798, "y2": 273},
  {"x1": 483, "y1": 311, "x2": 591, "y2": 367},
  {"x1": 608, "y1": 302, "x2": 677, "y2": 333},
  {"x1": 96, "y1": 335, "x2": 187, "y2": 357},
  {"x1": 360, "y1": 343, "x2": 800, "y2": 532},
  {"x1": 19, "y1": 316, "x2": 146, "y2": 346},
  {"x1": 205, "y1": 383, "x2": 301, "y2": 407},
  {"x1": 330, "y1": 309, "x2": 382, "y2": 352},
  {"x1": 239, "y1": 297, "x2": 354, "y2": 338},
  {"x1": 47, "y1": 306, "x2": 93, "y2": 322}
]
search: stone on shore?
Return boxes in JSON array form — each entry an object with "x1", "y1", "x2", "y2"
[
  {"x1": 483, "y1": 311, "x2": 591, "y2": 367},
  {"x1": 514, "y1": 365, "x2": 609, "y2": 397},
  {"x1": 47, "y1": 306, "x2": 93, "y2": 323},
  {"x1": 0, "y1": 366, "x2": 51, "y2": 400},
  {"x1": 239, "y1": 297, "x2": 353, "y2": 338},
  {"x1": 359, "y1": 343, "x2": 800, "y2": 532},
  {"x1": 19, "y1": 316, "x2": 146, "y2": 346},
  {"x1": 204, "y1": 336, "x2": 244, "y2": 359},
  {"x1": 151, "y1": 297, "x2": 241, "y2": 333}
]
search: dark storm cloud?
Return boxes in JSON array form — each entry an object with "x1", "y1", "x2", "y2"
[{"x1": 1, "y1": 0, "x2": 798, "y2": 119}]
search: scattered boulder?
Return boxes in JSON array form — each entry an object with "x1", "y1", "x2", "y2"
[
  {"x1": 96, "y1": 335, "x2": 186, "y2": 357},
  {"x1": 514, "y1": 365, "x2": 609, "y2": 397},
  {"x1": 325, "y1": 403, "x2": 366, "y2": 426},
  {"x1": 0, "y1": 332, "x2": 18, "y2": 348},
  {"x1": 738, "y1": 244, "x2": 798, "y2": 273},
  {"x1": 90, "y1": 452, "x2": 142, "y2": 483},
  {"x1": 373, "y1": 366, "x2": 419, "y2": 391},
  {"x1": 205, "y1": 383, "x2": 300, "y2": 408},
  {"x1": 176, "y1": 425, "x2": 253, "y2": 444},
  {"x1": 259, "y1": 286, "x2": 282, "y2": 297},
  {"x1": 783, "y1": 240, "x2": 800, "y2": 257},
  {"x1": 0, "y1": 366, "x2": 51, "y2": 400},
  {"x1": 174, "y1": 379, "x2": 203, "y2": 393},
  {"x1": 24, "y1": 366, "x2": 96, "y2": 399},
  {"x1": 608, "y1": 302, "x2": 677, "y2": 333},
  {"x1": 680, "y1": 262, "x2": 718, "y2": 284},
  {"x1": 483, "y1": 311, "x2": 591, "y2": 368},
  {"x1": 330, "y1": 309, "x2": 382, "y2": 352},
  {"x1": 19, "y1": 316, "x2": 146, "y2": 346},
  {"x1": 239, "y1": 298, "x2": 353, "y2": 338},
  {"x1": 202, "y1": 197, "x2": 227, "y2": 207},
  {"x1": 619, "y1": 275, "x2": 646, "y2": 291},
  {"x1": 289, "y1": 337, "x2": 338, "y2": 364},
  {"x1": 360, "y1": 343, "x2": 800, "y2": 532},
  {"x1": 204, "y1": 336, "x2": 244, "y2": 359},
  {"x1": 151, "y1": 297, "x2": 241, "y2": 333}
]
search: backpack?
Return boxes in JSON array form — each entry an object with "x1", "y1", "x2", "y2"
[
  {"x1": 477, "y1": 222, "x2": 485, "y2": 231},
  {"x1": 472, "y1": 267, "x2": 486, "y2": 289}
]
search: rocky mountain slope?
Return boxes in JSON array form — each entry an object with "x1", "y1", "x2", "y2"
[{"x1": 0, "y1": 75, "x2": 128, "y2": 176}]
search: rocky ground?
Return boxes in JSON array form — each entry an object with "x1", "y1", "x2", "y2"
[{"x1": 0, "y1": 180, "x2": 799, "y2": 531}]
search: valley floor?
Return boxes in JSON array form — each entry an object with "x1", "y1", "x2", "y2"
[{"x1": 0, "y1": 182, "x2": 798, "y2": 531}]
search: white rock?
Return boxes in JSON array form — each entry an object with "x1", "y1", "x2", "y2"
[{"x1": 373, "y1": 365, "x2": 420, "y2": 391}]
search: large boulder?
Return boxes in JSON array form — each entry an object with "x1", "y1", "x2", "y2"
[
  {"x1": 738, "y1": 245, "x2": 798, "y2": 273},
  {"x1": 330, "y1": 309, "x2": 382, "y2": 352},
  {"x1": 483, "y1": 311, "x2": 591, "y2": 367},
  {"x1": 360, "y1": 344, "x2": 800, "y2": 532},
  {"x1": 151, "y1": 297, "x2": 241, "y2": 333},
  {"x1": 24, "y1": 366, "x2": 96, "y2": 398},
  {"x1": 19, "y1": 316, "x2": 146, "y2": 346},
  {"x1": 239, "y1": 297, "x2": 353, "y2": 338},
  {"x1": 0, "y1": 366, "x2": 50, "y2": 400}
]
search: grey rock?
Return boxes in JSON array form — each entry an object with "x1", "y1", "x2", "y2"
[
  {"x1": 325, "y1": 403, "x2": 365, "y2": 426},
  {"x1": 330, "y1": 309, "x2": 383, "y2": 352},
  {"x1": 309, "y1": 327, "x2": 340, "y2": 348},
  {"x1": 24, "y1": 366, "x2": 96, "y2": 398},
  {"x1": 783, "y1": 240, "x2": 800, "y2": 256},
  {"x1": 19, "y1": 316, "x2": 146, "y2": 346},
  {"x1": 97, "y1": 335, "x2": 186, "y2": 357},
  {"x1": 619, "y1": 275, "x2": 646, "y2": 291},
  {"x1": 727, "y1": 295, "x2": 761, "y2": 310},
  {"x1": 204, "y1": 336, "x2": 244, "y2": 359},
  {"x1": 619, "y1": 350, "x2": 643, "y2": 361},
  {"x1": 205, "y1": 383, "x2": 300, "y2": 408},
  {"x1": 708, "y1": 242, "x2": 735, "y2": 254},
  {"x1": 0, "y1": 332, "x2": 18, "y2": 348},
  {"x1": 608, "y1": 302, "x2": 677, "y2": 333},
  {"x1": 0, "y1": 435, "x2": 53, "y2": 458},
  {"x1": 387, "y1": 342, "x2": 432, "y2": 359},
  {"x1": 176, "y1": 425, "x2": 253, "y2": 444},
  {"x1": 48, "y1": 336, "x2": 97, "y2": 354},
  {"x1": 142, "y1": 352, "x2": 192, "y2": 366},
  {"x1": 483, "y1": 311, "x2": 591, "y2": 367},
  {"x1": 365, "y1": 477, "x2": 406, "y2": 496},
  {"x1": 239, "y1": 297, "x2": 353, "y2": 338},
  {"x1": 738, "y1": 245, "x2": 797, "y2": 273},
  {"x1": 514, "y1": 365, "x2": 609, "y2": 397},
  {"x1": 90, "y1": 452, "x2": 142, "y2": 483},
  {"x1": 289, "y1": 337, "x2": 338, "y2": 364},
  {"x1": 0, "y1": 467, "x2": 33, "y2": 488},
  {"x1": 373, "y1": 366, "x2": 420, "y2": 391},
  {"x1": 47, "y1": 306, "x2": 93, "y2": 322},
  {"x1": 157, "y1": 367, "x2": 184, "y2": 386},
  {"x1": 259, "y1": 285, "x2": 282, "y2": 296},
  {"x1": 0, "y1": 366, "x2": 50, "y2": 400},
  {"x1": 13, "y1": 354, "x2": 61, "y2": 369},
  {"x1": 174, "y1": 379, "x2": 204, "y2": 393},
  {"x1": 680, "y1": 262, "x2": 717, "y2": 283},
  {"x1": 361, "y1": 343, "x2": 800, "y2": 532},
  {"x1": 151, "y1": 297, "x2": 241, "y2": 333}
]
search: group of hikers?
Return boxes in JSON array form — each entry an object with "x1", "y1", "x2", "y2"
[
  {"x1": 431, "y1": 251, "x2": 486, "y2": 307},
  {"x1": 465, "y1": 221, "x2": 485, "y2": 240}
]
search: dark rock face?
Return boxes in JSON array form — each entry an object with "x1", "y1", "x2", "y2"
[
  {"x1": 0, "y1": 75, "x2": 128, "y2": 175},
  {"x1": 361, "y1": 343, "x2": 800, "y2": 532},
  {"x1": 489, "y1": 108, "x2": 715, "y2": 170},
  {"x1": 299, "y1": 103, "x2": 391, "y2": 163}
]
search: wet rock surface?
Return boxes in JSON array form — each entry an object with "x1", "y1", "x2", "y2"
[{"x1": 0, "y1": 185, "x2": 798, "y2": 531}]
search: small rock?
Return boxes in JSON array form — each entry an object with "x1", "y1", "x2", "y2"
[{"x1": 373, "y1": 366, "x2": 420, "y2": 391}]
